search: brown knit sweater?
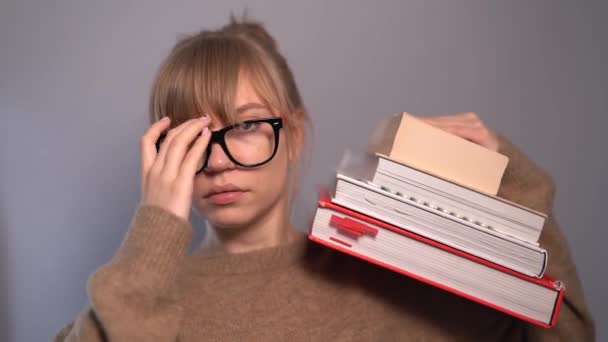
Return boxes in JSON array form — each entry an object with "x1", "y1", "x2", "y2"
[{"x1": 54, "y1": 136, "x2": 596, "y2": 341}]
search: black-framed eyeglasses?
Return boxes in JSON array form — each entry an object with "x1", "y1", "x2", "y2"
[{"x1": 156, "y1": 117, "x2": 283, "y2": 174}]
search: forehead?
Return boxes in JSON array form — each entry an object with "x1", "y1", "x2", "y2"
[
  {"x1": 208, "y1": 75, "x2": 273, "y2": 128},
  {"x1": 235, "y1": 74, "x2": 261, "y2": 107}
]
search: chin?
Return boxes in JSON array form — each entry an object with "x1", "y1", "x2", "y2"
[
  {"x1": 193, "y1": 196, "x2": 260, "y2": 229},
  {"x1": 193, "y1": 189, "x2": 283, "y2": 230},
  {"x1": 204, "y1": 206, "x2": 257, "y2": 230}
]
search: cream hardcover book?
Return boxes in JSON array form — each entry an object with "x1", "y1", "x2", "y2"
[{"x1": 367, "y1": 112, "x2": 509, "y2": 195}]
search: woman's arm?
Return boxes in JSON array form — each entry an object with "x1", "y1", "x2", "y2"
[
  {"x1": 54, "y1": 204, "x2": 193, "y2": 342},
  {"x1": 419, "y1": 112, "x2": 595, "y2": 339},
  {"x1": 496, "y1": 135, "x2": 596, "y2": 341},
  {"x1": 54, "y1": 116, "x2": 211, "y2": 341}
]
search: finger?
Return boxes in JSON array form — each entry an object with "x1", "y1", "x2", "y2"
[
  {"x1": 180, "y1": 125, "x2": 212, "y2": 177},
  {"x1": 141, "y1": 117, "x2": 171, "y2": 183},
  {"x1": 420, "y1": 119, "x2": 483, "y2": 131},
  {"x1": 419, "y1": 112, "x2": 480, "y2": 125},
  {"x1": 439, "y1": 125, "x2": 495, "y2": 149},
  {"x1": 419, "y1": 117, "x2": 473, "y2": 127},
  {"x1": 162, "y1": 116, "x2": 211, "y2": 177},
  {"x1": 154, "y1": 118, "x2": 199, "y2": 173}
]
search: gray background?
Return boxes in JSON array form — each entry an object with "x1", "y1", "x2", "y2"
[{"x1": 1, "y1": 1, "x2": 606, "y2": 341}]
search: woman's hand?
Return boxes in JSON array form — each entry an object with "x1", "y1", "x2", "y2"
[
  {"x1": 139, "y1": 115, "x2": 211, "y2": 221},
  {"x1": 418, "y1": 112, "x2": 500, "y2": 152}
]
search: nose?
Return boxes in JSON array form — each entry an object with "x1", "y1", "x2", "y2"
[{"x1": 204, "y1": 141, "x2": 235, "y2": 173}]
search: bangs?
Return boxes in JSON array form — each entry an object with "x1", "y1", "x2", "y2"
[{"x1": 149, "y1": 34, "x2": 285, "y2": 127}]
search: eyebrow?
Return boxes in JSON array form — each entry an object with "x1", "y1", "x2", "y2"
[{"x1": 235, "y1": 102, "x2": 268, "y2": 114}]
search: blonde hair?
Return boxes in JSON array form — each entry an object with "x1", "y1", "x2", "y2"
[{"x1": 148, "y1": 14, "x2": 312, "y2": 210}]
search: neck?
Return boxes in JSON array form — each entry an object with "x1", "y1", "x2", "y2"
[{"x1": 203, "y1": 197, "x2": 299, "y2": 255}]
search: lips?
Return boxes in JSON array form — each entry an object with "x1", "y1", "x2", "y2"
[{"x1": 204, "y1": 184, "x2": 247, "y2": 205}]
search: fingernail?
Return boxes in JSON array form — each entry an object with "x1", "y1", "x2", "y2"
[
  {"x1": 161, "y1": 116, "x2": 170, "y2": 122},
  {"x1": 200, "y1": 114, "x2": 210, "y2": 121},
  {"x1": 202, "y1": 127, "x2": 209, "y2": 135}
]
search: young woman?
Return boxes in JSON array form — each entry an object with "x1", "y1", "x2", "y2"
[{"x1": 55, "y1": 16, "x2": 595, "y2": 341}]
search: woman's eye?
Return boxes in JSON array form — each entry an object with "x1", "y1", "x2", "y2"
[{"x1": 236, "y1": 121, "x2": 258, "y2": 131}]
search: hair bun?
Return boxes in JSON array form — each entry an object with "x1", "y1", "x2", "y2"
[{"x1": 222, "y1": 12, "x2": 278, "y2": 51}]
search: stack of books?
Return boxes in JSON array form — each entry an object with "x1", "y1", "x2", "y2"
[{"x1": 308, "y1": 112, "x2": 565, "y2": 328}]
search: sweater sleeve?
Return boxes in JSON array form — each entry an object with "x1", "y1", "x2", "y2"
[
  {"x1": 495, "y1": 135, "x2": 596, "y2": 341},
  {"x1": 53, "y1": 205, "x2": 194, "y2": 342}
]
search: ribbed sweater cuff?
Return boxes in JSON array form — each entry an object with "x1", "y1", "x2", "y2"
[{"x1": 111, "y1": 205, "x2": 194, "y2": 290}]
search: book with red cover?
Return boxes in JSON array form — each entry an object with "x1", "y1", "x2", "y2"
[{"x1": 308, "y1": 192, "x2": 565, "y2": 328}]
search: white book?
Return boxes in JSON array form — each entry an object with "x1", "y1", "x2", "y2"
[
  {"x1": 333, "y1": 150, "x2": 548, "y2": 278},
  {"x1": 375, "y1": 154, "x2": 547, "y2": 244}
]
